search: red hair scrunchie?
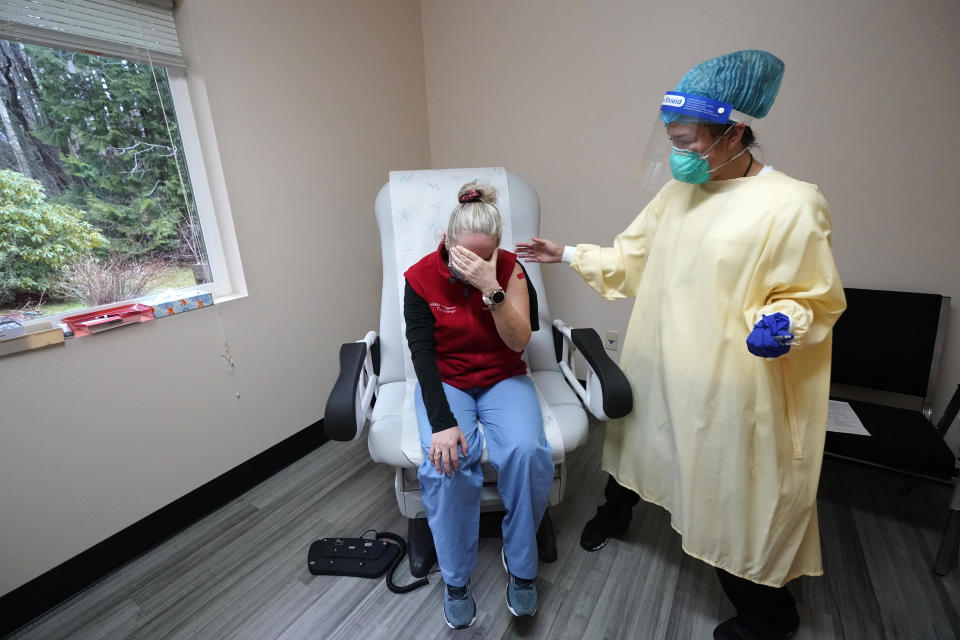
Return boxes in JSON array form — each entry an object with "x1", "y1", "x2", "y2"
[{"x1": 458, "y1": 189, "x2": 481, "y2": 203}]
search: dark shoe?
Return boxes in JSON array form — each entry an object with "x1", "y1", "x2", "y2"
[
  {"x1": 579, "y1": 508, "x2": 626, "y2": 551},
  {"x1": 713, "y1": 617, "x2": 795, "y2": 640},
  {"x1": 501, "y1": 547, "x2": 538, "y2": 616},
  {"x1": 714, "y1": 617, "x2": 762, "y2": 640},
  {"x1": 443, "y1": 581, "x2": 477, "y2": 629}
]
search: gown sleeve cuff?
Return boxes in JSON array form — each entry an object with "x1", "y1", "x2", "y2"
[{"x1": 562, "y1": 245, "x2": 577, "y2": 264}]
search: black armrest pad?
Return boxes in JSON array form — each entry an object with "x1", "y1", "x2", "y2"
[
  {"x1": 571, "y1": 328, "x2": 633, "y2": 419},
  {"x1": 324, "y1": 342, "x2": 367, "y2": 441}
]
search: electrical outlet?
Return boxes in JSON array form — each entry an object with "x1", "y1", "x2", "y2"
[{"x1": 605, "y1": 330, "x2": 619, "y2": 351}]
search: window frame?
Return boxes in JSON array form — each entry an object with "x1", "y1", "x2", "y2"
[
  {"x1": 165, "y1": 66, "x2": 244, "y2": 301},
  {"x1": 7, "y1": 52, "x2": 246, "y2": 328}
]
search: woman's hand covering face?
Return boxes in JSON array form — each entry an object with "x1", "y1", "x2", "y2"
[{"x1": 448, "y1": 245, "x2": 499, "y2": 292}]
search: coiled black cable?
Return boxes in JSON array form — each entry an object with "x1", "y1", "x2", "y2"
[{"x1": 376, "y1": 531, "x2": 429, "y2": 593}]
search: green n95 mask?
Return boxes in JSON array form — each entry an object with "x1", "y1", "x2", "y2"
[{"x1": 669, "y1": 147, "x2": 713, "y2": 184}]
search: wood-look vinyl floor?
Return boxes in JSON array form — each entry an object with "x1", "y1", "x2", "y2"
[{"x1": 9, "y1": 422, "x2": 960, "y2": 639}]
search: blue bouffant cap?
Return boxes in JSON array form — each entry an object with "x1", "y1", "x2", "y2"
[{"x1": 661, "y1": 50, "x2": 785, "y2": 123}]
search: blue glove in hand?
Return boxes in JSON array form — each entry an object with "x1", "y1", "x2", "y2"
[{"x1": 746, "y1": 312, "x2": 793, "y2": 358}]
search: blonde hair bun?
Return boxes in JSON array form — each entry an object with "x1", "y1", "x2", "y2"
[
  {"x1": 457, "y1": 181, "x2": 498, "y2": 205},
  {"x1": 448, "y1": 181, "x2": 502, "y2": 244}
]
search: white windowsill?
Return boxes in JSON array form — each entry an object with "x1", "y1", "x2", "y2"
[{"x1": 1, "y1": 288, "x2": 247, "y2": 358}]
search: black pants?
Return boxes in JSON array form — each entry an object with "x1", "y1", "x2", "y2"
[
  {"x1": 595, "y1": 473, "x2": 640, "y2": 531},
  {"x1": 595, "y1": 474, "x2": 799, "y2": 639},
  {"x1": 715, "y1": 568, "x2": 799, "y2": 638}
]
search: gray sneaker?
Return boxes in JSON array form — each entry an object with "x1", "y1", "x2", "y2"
[
  {"x1": 501, "y1": 547, "x2": 538, "y2": 617},
  {"x1": 443, "y1": 581, "x2": 477, "y2": 629}
]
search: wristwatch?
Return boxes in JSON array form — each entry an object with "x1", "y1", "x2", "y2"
[{"x1": 482, "y1": 288, "x2": 505, "y2": 309}]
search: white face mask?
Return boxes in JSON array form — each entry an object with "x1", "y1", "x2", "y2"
[
  {"x1": 445, "y1": 243, "x2": 469, "y2": 282},
  {"x1": 448, "y1": 260, "x2": 468, "y2": 283}
]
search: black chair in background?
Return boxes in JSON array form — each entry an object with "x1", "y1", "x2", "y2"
[{"x1": 825, "y1": 288, "x2": 960, "y2": 576}]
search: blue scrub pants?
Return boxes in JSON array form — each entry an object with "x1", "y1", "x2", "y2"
[{"x1": 415, "y1": 375, "x2": 554, "y2": 587}]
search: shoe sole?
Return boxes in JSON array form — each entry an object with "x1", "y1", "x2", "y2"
[
  {"x1": 501, "y1": 546, "x2": 538, "y2": 617},
  {"x1": 579, "y1": 537, "x2": 609, "y2": 552}
]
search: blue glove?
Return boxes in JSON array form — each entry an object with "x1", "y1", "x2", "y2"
[{"x1": 746, "y1": 313, "x2": 793, "y2": 358}]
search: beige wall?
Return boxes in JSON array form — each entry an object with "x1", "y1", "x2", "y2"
[
  {"x1": 3, "y1": 0, "x2": 959, "y2": 601},
  {"x1": 0, "y1": 0, "x2": 429, "y2": 596},
  {"x1": 420, "y1": 0, "x2": 960, "y2": 447}
]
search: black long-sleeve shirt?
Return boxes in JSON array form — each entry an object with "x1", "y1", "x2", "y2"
[{"x1": 404, "y1": 281, "x2": 458, "y2": 432}]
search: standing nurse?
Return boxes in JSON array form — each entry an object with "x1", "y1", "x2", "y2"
[{"x1": 516, "y1": 50, "x2": 846, "y2": 640}]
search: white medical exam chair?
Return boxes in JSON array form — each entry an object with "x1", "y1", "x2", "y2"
[{"x1": 324, "y1": 169, "x2": 632, "y2": 576}]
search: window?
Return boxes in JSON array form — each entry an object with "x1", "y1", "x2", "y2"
[{"x1": 0, "y1": 0, "x2": 240, "y2": 324}]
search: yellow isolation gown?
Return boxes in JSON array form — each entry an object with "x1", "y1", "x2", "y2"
[{"x1": 572, "y1": 170, "x2": 846, "y2": 587}]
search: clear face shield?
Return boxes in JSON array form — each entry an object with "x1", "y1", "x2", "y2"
[{"x1": 639, "y1": 91, "x2": 753, "y2": 195}]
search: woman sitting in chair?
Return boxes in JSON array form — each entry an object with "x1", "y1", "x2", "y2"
[{"x1": 403, "y1": 181, "x2": 554, "y2": 629}]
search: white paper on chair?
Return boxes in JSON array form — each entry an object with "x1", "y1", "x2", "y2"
[{"x1": 827, "y1": 400, "x2": 871, "y2": 437}]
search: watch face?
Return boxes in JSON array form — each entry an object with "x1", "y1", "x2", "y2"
[{"x1": 491, "y1": 289, "x2": 505, "y2": 304}]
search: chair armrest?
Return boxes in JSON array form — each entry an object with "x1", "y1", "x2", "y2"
[
  {"x1": 552, "y1": 319, "x2": 633, "y2": 420},
  {"x1": 936, "y1": 384, "x2": 960, "y2": 438},
  {"x1": 324, "y1": 331, "x2": 379, "y2": 441}
]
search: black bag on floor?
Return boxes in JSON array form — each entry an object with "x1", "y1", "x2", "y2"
[{"x1": 307, "y1": 531, "x2": 427, "y2": 593}]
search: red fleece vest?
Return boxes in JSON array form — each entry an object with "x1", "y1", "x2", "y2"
[{"x1": 404, "y1": 243, "x2": 527, "y2": 390}]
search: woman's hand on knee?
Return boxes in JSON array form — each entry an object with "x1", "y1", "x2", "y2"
[{"x1": 430, "y1": 426, "x2": 469, "y2": 477}]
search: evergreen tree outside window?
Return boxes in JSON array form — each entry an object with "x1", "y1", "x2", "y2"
[
  {"x1": 0, "y1": 39, "x2": 215, "y2": 313},
  {"x1": 0, "y1": 1, "x2": 241, "y2": 322}
]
